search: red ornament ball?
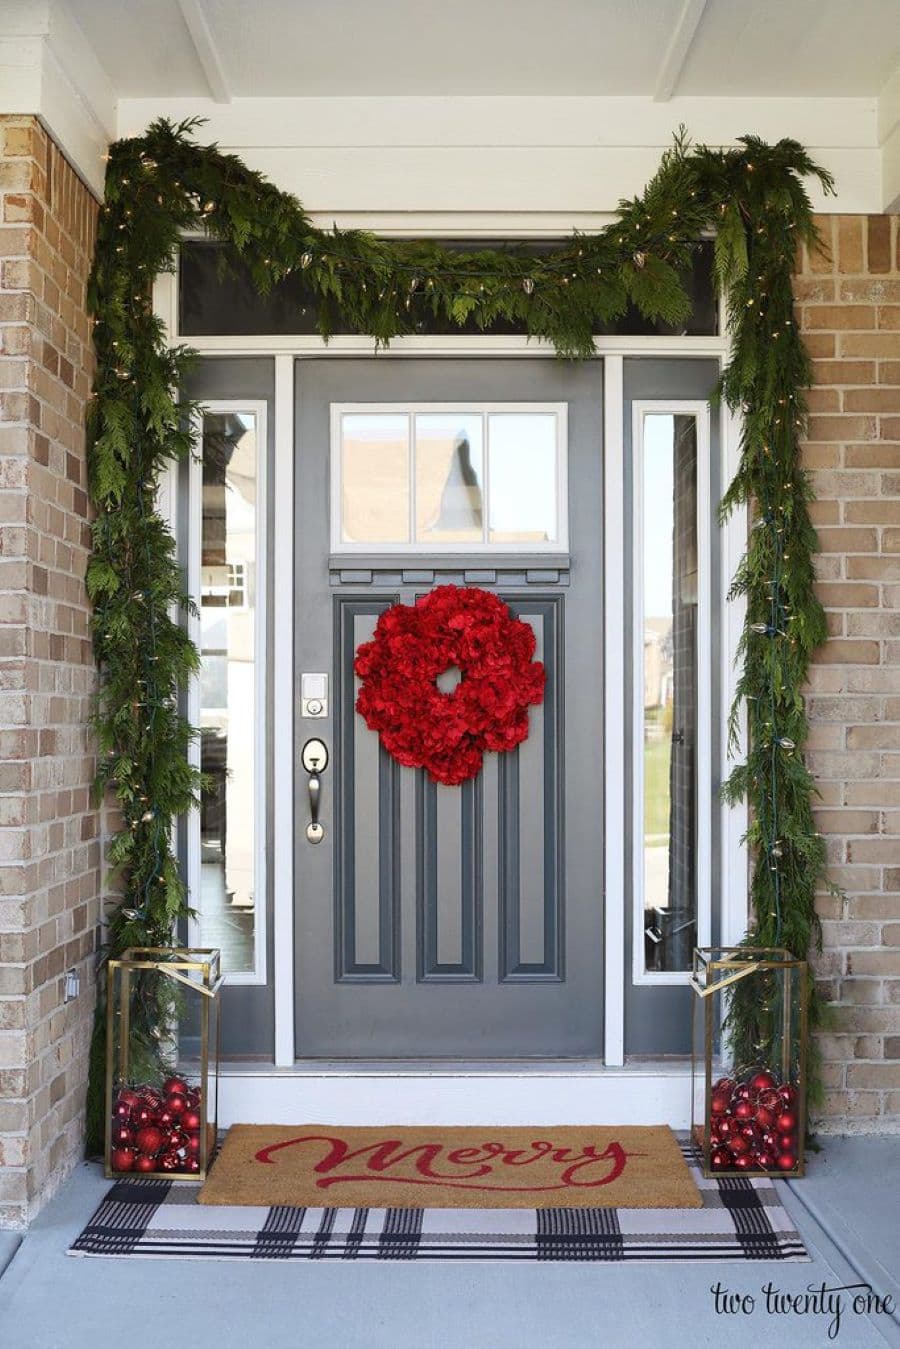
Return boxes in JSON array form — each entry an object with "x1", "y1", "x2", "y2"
[
  {"x1": 710, "y1": 1093, "x2": 730, "y2": 1116},
  {"x1": 117, "y1": 1088, "x2": 142, "y2": 1110},
  {"x1": 167, "y1": 1093, "x2": 187, "y2": 1117},
  {"x1": 134, "y1": 1154, "x2": 157, "y2": 1173},
  {"x1": 776, "y1": 1151, "x2": 798, "y2": 1171},
  {"x1": 134, "y1": 1105, "x2": 154, "y2": 1128},
  {"x1": 728, "y1": 1135, "x2": 750, "y2": 1156},
  {"x1": 113, "y1": 1101, "x2": 132, "y2": 1121},
  {"x1": 756, "y1": 1150, "x2": 776, "y2": 1170},
  {"x1": 163, "y1": 1076, "x2": 189, "y2": 1098},
  {"x1": 159, "y1": 1151, "x2": 183, "y2": 1172},
  {"x1": 186, "y1": 1133, "x2": 201, "y2": 1156},
  {"x1": 710, "y1": 1148, "x2": 729, "y2": 1170},
  {"x1": 112, "y1": 1124, "x2": 133, "y2": 1147},
  {"x1": 110, "y1": 1147, "x2": 135, "y2": 1172},
  {"x1": 182, "y1": 1109, "x2": 201, "y2": 1132},
  {"x1": 778, "y1": 1083, "x2": 798, "y2": 1104},
  {"x1": 777, "y1": 1133, "x2": 796, "y2": 1152},
  {"x1": 134, "y1": 1126, "x2": 165, "y2": 1156},
  {"x1": 733, "y1": 1100, "x2": 754, "y2": 1122},
  {"x1": 749, "y1": 1070, "x2": 777, "y2": 1093},
  {"x1": 713, "y1": 1077, "x2": 735, "y2": 1096},
  {"x1": 733, "y1": 1154, "x2": 755, "y2": 1171},
  {"x1": 757, "y1": 1088, "x2": 781, "y2": 1111},
  {"x1": 775, "y1": 1111, "x2": 797, "y2": 1135}
]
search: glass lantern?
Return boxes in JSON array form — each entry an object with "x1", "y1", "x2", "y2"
[
  {"x1": 691, "y1": 947, "x2": 807, "y2": 1179},
  {"x1": 105, "y1": 948, "x2": 222, "y2": 1182}
]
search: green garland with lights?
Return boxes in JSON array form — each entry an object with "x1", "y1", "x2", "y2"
[{"x1": 84, "y1": 118, "x2": 836, "y2": 1150}]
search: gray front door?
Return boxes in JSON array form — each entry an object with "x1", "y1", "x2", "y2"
[{"x1": 294, "y1": 359, "x2": 604, "y2": 1057}]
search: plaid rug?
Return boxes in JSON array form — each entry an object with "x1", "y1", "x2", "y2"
[{"x1": 69, "y1": 1141, "x2": 808, "y2": 1262}]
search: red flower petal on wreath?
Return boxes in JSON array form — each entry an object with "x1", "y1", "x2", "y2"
[{"x1": 353, "y1": 585, "x2": 545, "y2": 785}]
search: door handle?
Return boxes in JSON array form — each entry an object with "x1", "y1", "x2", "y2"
[
  {"x1": 301, "y1": 737, "x2": 328, "y2": 844},
  {"x1": 307, "y1": 774, "x2": 323, "y2": 844}
]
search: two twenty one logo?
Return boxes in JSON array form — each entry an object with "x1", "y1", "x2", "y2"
[{"x1": 253, "y1": 1134, "x2": 642, "y2": 1194}]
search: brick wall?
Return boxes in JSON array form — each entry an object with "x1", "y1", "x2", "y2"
[
  {"x1": 0, "y1": 115, "x2": 100, "y2": 1227},
  {"x1": 797, "y1": 215, "x2": 900, "y2": 1134}
]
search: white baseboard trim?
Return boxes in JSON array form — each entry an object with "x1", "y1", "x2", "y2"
[{"x1": 217, "y1": 1063, "x2": 694, "y2": 1129}]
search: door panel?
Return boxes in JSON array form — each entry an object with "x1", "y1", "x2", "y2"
[{"x1": 295, "y1": 359, "x2": 603, "y2": 1058}]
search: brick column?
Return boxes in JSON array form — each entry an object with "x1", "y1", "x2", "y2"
[
  {"x1": 796, "y1": 215, "x2": 900, "y2": 1133},
  {"x1": 0, "y1": 116, "x2": 100, "y2": 1227}
]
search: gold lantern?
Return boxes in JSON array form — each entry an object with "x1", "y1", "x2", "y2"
[
  {"x1": 105, "y1": 948, "x2": 222, "y2": 1182},
  {"x1": 691, "y1": 947, "x2": 808, "y2": 1179}
]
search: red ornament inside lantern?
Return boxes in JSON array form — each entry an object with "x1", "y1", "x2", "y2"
[{"x1": 110, "y1": 1079, "x2": 206, "y2": 1176}]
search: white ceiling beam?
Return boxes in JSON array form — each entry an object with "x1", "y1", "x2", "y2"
[
  {"x1": 653, "y1": 0, "x2": 709, "y2": 103},
  {"x1": 176, "y1": 0, "x2": 231, "y2": 104}
]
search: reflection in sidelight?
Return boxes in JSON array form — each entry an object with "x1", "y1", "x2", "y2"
[
  {"x1": 642, "y1": 413, "x2": 698, "y2": 972},
  {"x1": 198, "y1": 412, "x2": 258, "y2": 974}
]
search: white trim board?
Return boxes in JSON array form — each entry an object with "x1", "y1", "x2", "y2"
[{"x1": 217, "y1": 1065, "x2": 694, "y2": 1129}]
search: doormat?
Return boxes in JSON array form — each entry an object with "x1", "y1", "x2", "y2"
[
  {"x1": 199, "y1": 1124, "x2": 699, "y2": 1210},
  {"x1": 68, "y1": 1139, "x2": 808, "y2": 1262}
]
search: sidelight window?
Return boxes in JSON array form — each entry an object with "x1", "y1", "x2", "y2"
[
  {"x1": 631, "y1": 403, "x2": 711, "y2": 981},
  {"x1": 186, "y1": 404, "x2": 267, "y2": 982}
]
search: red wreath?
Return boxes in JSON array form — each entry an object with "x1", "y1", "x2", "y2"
[{"x1": 354, "y1": 585, "x2": 545, "y2": 786}]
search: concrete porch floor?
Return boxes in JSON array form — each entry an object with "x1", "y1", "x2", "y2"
[{"x1": 0, "y1": 1137, "x2": 898, "y2": 1348}]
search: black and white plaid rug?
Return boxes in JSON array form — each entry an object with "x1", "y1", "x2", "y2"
[{"x1": 69, "y1": 1142, "x2": 808, "y2": 1263}]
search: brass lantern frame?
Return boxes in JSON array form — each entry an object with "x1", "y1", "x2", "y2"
[
  {"x1": 105, "y1": 947, "x2": 222, "y2": 1182},
  {"x1": 690, "y1": 946, "x2": 808, "y2": 1180}
]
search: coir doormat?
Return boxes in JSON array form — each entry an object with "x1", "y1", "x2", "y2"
[
  {"x1": 68, "y1": 1138, "x2": 809, "y2": 1262},
  {"x1": 196, "y1": 1124, "x2": 700, "y2": 1209}
]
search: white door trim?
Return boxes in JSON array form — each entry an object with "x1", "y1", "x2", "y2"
[
  {"x1": 602, "y1": 355, "x2": 625, "y2": 1066},
  {"x1": 273, "y1": 355, "x2": 296, "y2": 1064},
  {"x1": 154, "y1": 263, "x2": 745, "y2": 1086}
]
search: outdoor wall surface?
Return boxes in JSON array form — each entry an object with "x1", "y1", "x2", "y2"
[
  {"x1": 798, "y1": 215, "x2": 900, "y2": 1133},
  {"x1": 0, "y1": 110, "x2": 897, "y2": 1229},
  {"x1": 0, "y1": 114, "x2": 99, "y2": 1228}
]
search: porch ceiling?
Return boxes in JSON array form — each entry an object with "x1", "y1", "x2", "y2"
[{"x1": 65, "y1": 0, "x2": 900, "y2": 101}]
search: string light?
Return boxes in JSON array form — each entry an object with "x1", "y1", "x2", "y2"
[{"x1": 84, "y1": 118, "x2": 838, "y2": 1138}]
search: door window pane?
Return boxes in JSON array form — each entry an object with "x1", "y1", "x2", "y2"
[
  {"x1": 415, "y1": 413, "x2": 484, "y2": 544},
  {"x1": 640, "y1": 413, "x2": 698, "y2": 973},
  {"x1": 198, "y1": 411, "x2": 259, "y2": 975},
  {"x1": 340, "y1": 413, "x2": 410, "y2": 543},
  {"x1": 333, "y1": 405, "x2": 565, "y2": 551},
  {"x1": 487, "y1": 413, "x2": 558, "y2": 545}
]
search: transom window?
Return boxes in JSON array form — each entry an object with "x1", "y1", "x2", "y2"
[{"x1": 330, "y1": 403, "x2": 568, "y2": 553}]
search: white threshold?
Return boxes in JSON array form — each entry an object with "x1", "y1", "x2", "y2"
[{"x1": 217, "y1": 1059, "x2": 694, "y2": 1130}]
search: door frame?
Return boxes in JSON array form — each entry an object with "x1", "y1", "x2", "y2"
[{"x1": 154, "y1": 259, "x2": 748, "y2": 1086}]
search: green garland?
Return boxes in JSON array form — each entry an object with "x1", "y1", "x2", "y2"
[{"x1": 84, "y1": 118, "x2": 836, "y2": 1150}]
